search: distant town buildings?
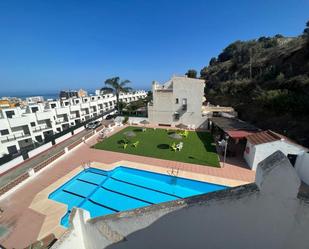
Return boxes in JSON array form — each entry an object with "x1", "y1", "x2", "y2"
[
  {"x1": 0, "y1": 97, "x2": 23, "y2": 109},
  {"x1": 26, "y1": 96, "x2": 44, "y2": 104},
  {"x1": 77, "y1": 89, "x2": 88, "y2": 98},
  {"x1": 0, "y1": 100, "x2": 11, "y2": 109},
  {"x1": 59, "y1": 89, "x2": 88, "y2": 99},
  {"x1": 59, "y1": 90, "x2": 78, "y2": 100}
]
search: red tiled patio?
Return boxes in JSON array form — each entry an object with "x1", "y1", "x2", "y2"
[{"x1": 0, "y1": 126, "x2": 255, "y2": 249}]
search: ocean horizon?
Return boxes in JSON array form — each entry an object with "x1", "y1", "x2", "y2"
[{"x1": 1, "y1": 91, "x2": 96, "y2": 100}]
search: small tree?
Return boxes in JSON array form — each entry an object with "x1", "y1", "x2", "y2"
[
  {"x1": 209, "y1": 57, "x2": 217, "y2": 66},
  {"x1": 185, "y1": 69, "x2": 197, "y2": 78},
  {"x1": 303, "y1": 20, "x2": 309, "y2": 37},
  {"x1": 101, "y1": 77, "x2": 132, "y2": 112},
  {"x1": 276, "y1": 72, "x2": 285, "y2": 82}
]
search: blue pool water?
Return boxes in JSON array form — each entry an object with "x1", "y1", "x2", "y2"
[{"x1": 48, "y1": 166, "x2": 227, "y2": 227}]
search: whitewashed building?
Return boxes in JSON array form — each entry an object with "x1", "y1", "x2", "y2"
[
  {"x1": 148, "y1": 76, "x2": 206, "y2": 127},
  {"x1": 26, "y1": 96, "x2": 45, "y2": 104},
  {"x1": 0, "y1": 90, "x2": 146, "y2": 157},
  {"x1": 244, "y1": 130, "x2": 307, "y2": 170}
]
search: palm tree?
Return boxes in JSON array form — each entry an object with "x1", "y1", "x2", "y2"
[{"x1": 101, "y1": 77, "x2": 132, "y2": 113}]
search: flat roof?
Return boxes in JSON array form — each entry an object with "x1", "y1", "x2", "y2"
[{"x1": 211, "y1": 117, "x2": 260, "y2": 133}]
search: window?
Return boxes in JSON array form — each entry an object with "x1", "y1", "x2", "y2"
[
  {"x1": 182, "y1": 98, "x2": 187, "y2": 111},
  {"x1": 0, "y1": 129, "x2": 9, "y2": 135},
  {"x1": 35, "y1": 135, "x2": 43, "y2": 142},
  {"x1": 175, "y1": 98, "x2": 179, "y2": 104},
  {"x1": 31, "y1": 107, "x2": 39, "y2": 113},
  {"x1": 5, "y1": 111, "x2": 15, "y2": 118},
  {"x1": 30, "y1": 122, "x2": 36, "y2": 127},
  {"x1": 7, "y1": 145, "x2": 18, "y2": 154},
  {"x1": 51, "y1": 104, "x2": 56, "y2": 108},
  {"x1": 174, "y1": 112, "x2": 180, "y2": 121},
  {"x1": 75, "y1": 100, "x2": 79, "y2": 104}
]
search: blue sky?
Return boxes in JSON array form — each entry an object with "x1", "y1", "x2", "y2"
[{"x1": 0, "y1": 0, "x2": 308, "y2": 95}]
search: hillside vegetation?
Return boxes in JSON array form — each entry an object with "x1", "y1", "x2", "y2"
[{"x1": 198, "y1": 22, "x2": 309, "y2": 147}]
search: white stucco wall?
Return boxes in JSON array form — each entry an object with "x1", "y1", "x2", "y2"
[
  {"x1": 53, "y1": 151, "x2": 309, "y2": 249},
  {"x1": 148, "y1": 76, "x2": 206, "y2": 127},
  {"x1": 28, "y1": 142, "x2": 52, "y2": 158},
  {"x1": 295, "y1": 152, "x2": 309, "y2": 185},
  {"x1": 74, "y1": 126, "x2": 85, "y2": 134},
  {"x1": 0, "y1": 155, "x2": 24, "y2": 174},
  {"x1": 245, "y1": 140, "x2": 305, "y2": 170},
  {"x1": 244, "y1": 140, "x2": 256, "y2": 168},
  {"x1": 148, "y1": 91, "x2": 173, "y2": 125},
  {"x1": 55, "y1": 133, "x2": 72, "y2": 144}
]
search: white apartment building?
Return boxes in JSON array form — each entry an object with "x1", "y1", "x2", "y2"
[
  {"x1": 26, "y1": 96, "x2": 45, "y2": 104},
  {"x1": 148, "y1": 76, "x2": 206, "y2": 127},
  {"x1": 0, "y1": 90, "x2": 146, "y2": 157}
]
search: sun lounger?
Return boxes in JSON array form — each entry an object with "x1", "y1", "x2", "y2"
[
  {"x1": 171, "y1": 142, "x2": 177, "y2": 152},
  {"x1": 132, "y1": 141, "x2": 140, "y2": 147}
]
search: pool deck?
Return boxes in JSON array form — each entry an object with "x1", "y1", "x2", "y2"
[{"x1": 0, "y1": 125, "x2": 255, "y2": 249}]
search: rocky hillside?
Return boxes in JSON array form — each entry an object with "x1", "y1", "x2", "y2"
[{"x1": 199, "y1": 23, "x2": 309, "y2": 146}]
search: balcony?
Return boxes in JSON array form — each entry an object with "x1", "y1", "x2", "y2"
[
  {"x1": 32, "y1": 125, "x2": 52, "y2": 133},
  {"x1": 70, "y1": 105, "x2": 81, "y2": 112},
  {"x1": 1, "y1": 132, "x2": 31, "y2": 143},
  {"x1": 56, "y1": 107, "x2": 70, "y2": 115},
  {"x1": 81, "y1": 103, "x2": 89, "y2": 109},
  {"x1": 36, "y1": 111, "x2": 53, "y2": 121},
  {"x1": 8, "y1": 117, "x2": 29, "y2": 128},
  {"x1": 55, "y1": 118, "x2": 69, "y2": 124},
  {"x1": 69, "y1": 114, "x2": 80, "y2": 119}
]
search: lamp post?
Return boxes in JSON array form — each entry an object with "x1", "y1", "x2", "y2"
[{"x1": 222, "y1": 134, "x2": 229, "y2": 168}]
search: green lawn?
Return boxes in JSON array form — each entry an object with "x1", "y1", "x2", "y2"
[{"x1": 93, "y1": 126, "x2": 220, "y2": 167}]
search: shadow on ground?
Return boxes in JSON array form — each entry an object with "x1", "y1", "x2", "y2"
[{"x1": 157, "y1": 144, "x2": 170, "y2": 150}]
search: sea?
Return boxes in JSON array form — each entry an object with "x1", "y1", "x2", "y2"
[{"x1": 1, "y1": 91, "x2": 95, "y2": 101}]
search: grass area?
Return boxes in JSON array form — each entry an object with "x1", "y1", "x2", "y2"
[{"x1": 93, "y1": 126, "x2": 220, "y2": 167}]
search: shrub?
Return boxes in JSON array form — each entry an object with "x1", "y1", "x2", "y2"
[{"x1": 123, "y1": 116, "x2": 129, "y2": 124}]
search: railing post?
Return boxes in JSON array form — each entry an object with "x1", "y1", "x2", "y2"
[{"x1": 28, "y1": 168, "x2": 35, "y2": 177}]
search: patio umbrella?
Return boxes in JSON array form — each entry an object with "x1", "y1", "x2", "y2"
[
  {"x1": 123, "y1": 131, "x2": 136, "y2": 138},
  {"x1": 168, "y1": 132, "x2": 183, "y2": 140},
  {"x1": 175, "y1": 123, "x2": 188, "y2": 129}
]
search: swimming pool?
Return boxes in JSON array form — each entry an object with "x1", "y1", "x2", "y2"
[{"x1": 49, "y1": 166, "x2": 227, "y2": 227}]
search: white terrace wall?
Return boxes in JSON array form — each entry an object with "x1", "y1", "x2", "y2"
[
  {"x1": 248, "y1": 140, "x2": 305, "y2": 170},
  {"x1": 28, "y1": 142, "x2": 52, "y2": 158},
  {"x1": 243, "y1": 140, "x2": 256, "y2": 169},
  {"x1": 55, "y1": 133, "x2": 72, "y2": 144},
  {"x1": 295, "y1": 152, "x2": 309, "y2": 185},
  {"x1": 74, "y1": 126, "x2": 85, "y2": 134},
  {"x1": 52, "y1": 151, "x2": 309, "y2": 249},
  {"x1": 0, "y1": 155, "x2": 24, "y2": 174}
]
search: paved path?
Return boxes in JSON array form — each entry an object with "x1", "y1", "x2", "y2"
[
  {"x1": 0, "y1": 126, "x2": 255, "y2": 249},
  {"x1": 0, "y1": 129, "x2": 92, "y2": 188}
]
